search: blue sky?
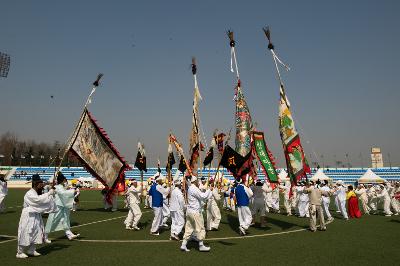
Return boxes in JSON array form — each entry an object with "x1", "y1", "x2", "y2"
[{"x1": 1, "y1": 0, "x2": 399, "y2": 167}]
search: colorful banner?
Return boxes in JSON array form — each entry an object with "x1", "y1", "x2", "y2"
[
  {"x1": 235, "y1": 86, "x2": 253, "y2": 157},
  {"x1": 253, "y1": 131, "x2": 278, "y2": 183},
  {"x1": 279, "y1": 85, "x2": 310, "y2": 183},
  {"x1": 69, "y1": 108, "x2": 129, "y2": 189}
]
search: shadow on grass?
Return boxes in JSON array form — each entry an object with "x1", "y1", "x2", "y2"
[
  {"x1": 216, "y1": 240, "x2": 236, "y2": 246},
  {"x1": 389, "y1": 219, "x2": 400, "y2": 223},
  {"x1": 267, "y1": 216, "x2": 303, "y2": 230},
  {"x1": 37, "y1": 243, "x2": 70, "y2": 255},
  {"x1": 1, "y1": 210, "x2": 16, "y2": 214},
  {"x1": 226, "y1": 213, "x2": 240, "y2": 233}
]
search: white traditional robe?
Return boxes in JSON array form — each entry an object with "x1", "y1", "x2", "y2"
[
  {"x1": 355, "y1": 187, "x2": 370, "y2": 214},
  {"x1": 17, "y1": 189, "x2": 57, "y2": 251},
  {"x1": 206, "y1": 188, "x2": 221, "y2": 230},
  {"x1": 0, "y1": 179, "x2": 8, "y2": 212},
  {"x1": 170, "y1": 186, "x2": 185, "y2": 236},
  {"x1": 45, "y1": 184, "x2": 75, "y2": 234},
  {"x1": 124, "y1": 185, "x2": 142, "y2": 227}
]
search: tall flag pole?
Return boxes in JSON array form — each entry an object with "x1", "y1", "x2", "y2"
[
  {"x1": 189, "y1": 57, "x2": 203, "y2": 176},
  {"x1": 263, "y1": 26, "x2": 311, "y2": 184},
  {"x1": 134, "y1": 141, "x2": 147, "y2": 198},
  {"x1": 62, "y1": 74, "x2": 130, "y2": 201},
  {"x1": 170, "y1": 133, "x2": 193, "y2": 202},
  {"x1": 227, "y1": 31, "x2": 253, "y2": 158}
]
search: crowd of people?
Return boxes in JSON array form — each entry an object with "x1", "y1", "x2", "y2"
[
  {"x1": 4, "y1": 171, "x2": 400, "y2": 258},
  {"x1": 119, "y1": 173, "x2": 400, "y2": 251}
]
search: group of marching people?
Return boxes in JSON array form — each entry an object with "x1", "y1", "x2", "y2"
[
  {"x1": 123, "y1": 174, "x2": 221, "y2": 252},
  {"x1": 15, "y1": 173, "x2": 80, "y2": 259}
]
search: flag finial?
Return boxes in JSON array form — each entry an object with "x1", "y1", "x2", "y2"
[
  {"x1": 262, "y1": 26, "x2": 274, "y2": 50},
  {"x1": 93, "y1": 73, "x2": 104, "y2": 87},
  {"x1": 227, "y1": 30, "x2": 235, "y2": 47},
  {"x1": 191, "y1": 57, "x2": 197, "y2": 75}
]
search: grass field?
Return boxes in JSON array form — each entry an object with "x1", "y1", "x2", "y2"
[{"x1": 0, "y1": 189, "x2": 399, "y2": 266}]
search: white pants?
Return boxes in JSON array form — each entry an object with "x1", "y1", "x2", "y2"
[
  {"x1": 309, "y1": 204, "x2": 326, "y2": 231},
  {"x1": 151, "y1": 207, "x2": 163, "y2": 233},
  {"x1": 322, "y1": 200, "x2": 332, "y2": 219},
  {"x1": 230, "y1": 198, "x2": 236, "y2": 212},
  {"x1": 17, "y1": 244, "x2": 36, "y2": 255},
  {"x1": 369, "y1": 198, "x2": 377, "y2": 211},
  {"x1": 124, "y1": 203, "x2": 142, "y2": 227},
  {"x1": 251, "y1": 200, "x2": 267, "y2": 217},
  {"x1": 223, "y1": 197, "x2": 229, "y2": 209},
  {"x1": 162, "y1": 203, "x2": 170, "y2": 225},
  {"x1": 338, "y1": 200, "x2": 348, "y2": 219},
  {"x1": 170, "y1": 210, "x2": 185, "y2": 236},
  {"x1": 383, "y1": 198, "x2": 393, "y2": 215},
  {"x1": 183, "y1": 211, "x2": 206, "y2": 241},
  {"x1": 334, "y1": 197, "x2": 340, "y2": 212},
  {"x1": 283, "y1": 197, "x2": 291, "y2": 215},
  {"x1": 0, "y1": 195, "x2": 6, "y2": 212},
  {"x1": 206, "y1": 201, "x2": 221, "y2": 230},
  {"x1": 298, "y1": 201, "x2": 309, "y2": 217},
  {"x1": 391, "y1": 198, "x2": 399, "y2": 214},
  {"x1": 359, "y1": 198, "x2": 370, "y2": 214},
  {"x1": 271, "y1": 198, "x2": 279, "y2": 211},
  {"x1": 237, "y1": 206, "x2": 252, "y2": 230}
]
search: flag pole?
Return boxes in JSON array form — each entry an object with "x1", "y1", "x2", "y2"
[{"x1": 56, "y1": 74, "x2": 104, "y2": 173}]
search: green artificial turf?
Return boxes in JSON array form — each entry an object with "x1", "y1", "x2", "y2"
[{"x1": 0, "y1": 189, "x2": 399, "y2": 265}]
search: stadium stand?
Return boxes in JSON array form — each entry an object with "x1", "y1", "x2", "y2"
[{"x1": 6, "y1": 166, "x2": 400, "y2": 184}]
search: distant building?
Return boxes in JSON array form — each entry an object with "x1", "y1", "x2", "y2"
[{"x1": 371, "y1": 147, "x2": 384, "y2": 168}]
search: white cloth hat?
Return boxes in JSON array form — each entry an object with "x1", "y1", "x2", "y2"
[
  {"x1": 156, "y1": 174, "x2": 165, "y2": 182},
  {"x1": 336, "y1": 180, "x2": 343, "y2": 185},
  {"x1": 174, "y1": 179, "x2": 182, "y2": 186}
]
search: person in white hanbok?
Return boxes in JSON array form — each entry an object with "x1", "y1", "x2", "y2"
[
  {"x1": 206, "y1": 180, "x2": 221, "y2": 231},
  {"x1": 251, "y1": 180, "x2": 268, "y2": 227},
  {"x1": 124, "y1": 179, "x2": 142, "y2": 230},
  {"x1": 170, "y1": 179, "x2": 185, "y2": 240},
  {"x1": 333, "y1": 180, "x2": 348, "y2": 220},
  {"x1": 297, "y1": 182, "x2": 310, "y2": 218},
  {"x1": 45, "y1": 172, "x2": 80, "y2": 240},
  {"x1": 279, "y1": 181, "x2": 292, "y2": 216},
  {"x1": 320, "y1": 180, "x2": 333, "y2": 221},
  {"x1": 376, "y1": 185, "x2": 393, "y2": 216},
  {"x1": 355, "y1": 184, "x2": 370, "y2": 215},
  {"x1": 16, "y1": 174, "x2": 57, "y2": 259},
  {"x1": 180, "y1": 175, "x2": 212, "y2": 252},
  {"x1": 0, "y1": 174, "x2": 8, "y2": 213}
]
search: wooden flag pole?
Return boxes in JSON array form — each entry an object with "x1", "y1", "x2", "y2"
[{"x1": 56, "y1": 74, "x2": 104, "y2": 172}]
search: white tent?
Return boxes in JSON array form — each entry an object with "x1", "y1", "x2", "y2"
[
  {"x1": 310, "y1": 169, "x2": 331, "y2": 182},
  {"x1": 278, "y1": 169, "x2": 290, "y2": 182},
  {"x1": 358, "y1": 169, "x2": 386, "y2": 184}
]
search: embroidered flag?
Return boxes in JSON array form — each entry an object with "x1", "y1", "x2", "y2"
[
  {"x1": 235, "y1": 84, "x2": 253, "y2": 157},
  {"x1": 134, "y1": 142, "x2": 147, "y2": 172},
  {"x1": 203, "y1": 147, "x2": 213, "y2": 166},
  {"x1": 68, "y1": 108, "x2": 129, "y2": 190},
  {"x1": 252, "y1": 131, "x2": 278, "y2": 182},
  {"x1": 166, "y1": 143, "x2": 176, "y2": 171},
  {"x1": 178, "y1": 155, "x2": 187, "y2": 173},
  {"x1": 220, "y1": 145, "x2": 248, "y2": 178},
  {"x1": 216, "y1": 133, "x2": 226, "y2": 155},
  {"x1": 279, "y1": 85, "x2": 310, "y2": 183}
]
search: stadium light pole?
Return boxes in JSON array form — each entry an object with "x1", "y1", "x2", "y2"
[
  {"x1": 387, "y1": 153, "x2": 392, "y2": 169},
  {"x1": 345, "y1": 153, "x2": 350, "y2": 169}
]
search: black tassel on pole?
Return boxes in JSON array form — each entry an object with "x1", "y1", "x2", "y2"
[
  {"x1": 262, "y1": 26, "x2": 274, "y2": 50},
  {"x1": 227, "y1": 30, "x2": 235, "y2": 47},
  {"x1": 93, "y1": 73, "x2": 104, "y2": 87},
  {"x1": 191, "y1": 57, "x2": 197, "y2": 75}
]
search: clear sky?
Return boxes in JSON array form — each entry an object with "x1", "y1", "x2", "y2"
[{"x1": 1, "y1": 0, "x2": 399, "y2": 167}]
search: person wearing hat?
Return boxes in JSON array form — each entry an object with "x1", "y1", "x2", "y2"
[
  {"x1": 320, "y1": 180, "x2": 334, "y2": 221},
  {"x1": 180, "y1": 175, "x2": 212, "y2": 252},
  {"x1": 304, "y1": 181, "x2": 329, "y2": 232},
  {"x1": 149, "y1": 174, "x2": 170, "y2": 235},
  {"x1": 376, "y1": 184, "x2": 393, "y2": 216},
  {"x1": 355, "y1": 184, "x2": 370, "y2": 215},
  {"x1": 170, "y1": 179, "x2": 185, "y2": 240},
  {"x1": 297, "y1": 181, "x2": 310, "y2": 218},
  {"x1": 16, "y1": 174, "x2": 57, "y2": 259},
  {"x1": 387, "y1": 182, "x2": 399, "y2": 215},
  {"x1": 279, "y1": 180, "x2": 292, "y2": 216},
  {"x1": 206, "y1": 179, "x2": 221, "y2": 231},
  {"x1": 124, "y1": 179, "x2": 142, "y2": 230},
  {"x1": 199, "y1": 177, "x2": 208, "y2": 192},
  {"x1": 235, "y1": 177, "x2": 254, "y2": 235},
  {"x1": 0, "y1": 174, "x2": 8, "y2": 213},
  {"x1": 45, "y1": 172, "x2": 80, "y2": 240},
  {"x1": 333, "y1": 180, "x2": 348, "y2": 220},
  {"x1": 251, "y1": 180, "x2": 268, "y2": 227},
  {"x1": 366, "y1": 184, "x2": 378, "y2": 214}
]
